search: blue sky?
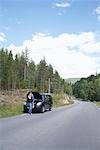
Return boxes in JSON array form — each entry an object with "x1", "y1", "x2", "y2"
[
  {"x1": 0, "y1": 0, "x2": 100, "y2": 46},
  {"x1": 0, "y1": 0, "x2": 100, "y2": 78}
]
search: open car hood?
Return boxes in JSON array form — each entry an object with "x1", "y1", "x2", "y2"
[{"x1": 32, "y1": 92, "x2": 42, "y2": 99}]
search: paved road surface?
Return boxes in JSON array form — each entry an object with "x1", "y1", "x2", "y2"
[{"x1": 0, "y1": 101, "x2": 100, "y2": 150}]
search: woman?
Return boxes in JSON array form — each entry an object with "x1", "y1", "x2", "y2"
[{"x1": 27, "y1": 91, "x2": 34, "y2": 114}]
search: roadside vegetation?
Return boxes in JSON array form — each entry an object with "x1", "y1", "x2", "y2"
[
  {"x1": 95, "y1": 101, "x2": 100, "y2": 107},
  {"x1": 52, "y1": 94, "x2": 74, "y2": 107},
  {"x1": 0, "y1": 90, "x2": 26, "y2": 118},
  {"x1": 73, "y1": 74, "x2": 100, "y2": 102},
  {"x1": 0, "y1": 104, "x2": 22, "y2": 118}
]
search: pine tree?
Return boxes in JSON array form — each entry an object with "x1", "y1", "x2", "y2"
[
  {"x1": 0, "y1": 48, "x2": 9, "y2": 90},
  {"x1": 7, "y1": 50, "x2": 13, "y2": 90},
  {"x1": 36, "y1": 58, "x2": 48, "y2": 92},
  {"x1": 27, "y1": 60, "x2": 36, "y2": 89}
]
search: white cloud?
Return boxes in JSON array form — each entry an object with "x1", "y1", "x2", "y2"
[
  {"x1": 8, "y1": 32, "x2": 100, "y2": 78},
  {"x1": 96, "y1": 6, "x2": 100, "y2": 14},
  {"x1": 52, "y1": 1, "x2": 71, "y2": 15},
  {"x1": 0, "y1": 32, "x2": 7, "y2": 43},
  {"x1": 53, "y1": 2, "x2": 70, "y2": 8},
  {"x1": 95, "y1": 6, "x2": 100, "y2": 21}
]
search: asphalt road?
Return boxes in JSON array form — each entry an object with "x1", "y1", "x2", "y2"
[{"x1": 0, "y1": 101, "x2": 100, "y2": 150}]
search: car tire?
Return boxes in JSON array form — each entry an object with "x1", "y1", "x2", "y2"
[
  {"x1": 49, "y1": 108, "x2": 52, "y2": 111},
  {"x1": 23, "y1": 107, "x2": 26, "y2": 113},
  {"x1": 23, "y1": 109, "x2": 27, "y2": 113},
  {"x1": 41, "y1": 106, "x2": 45, "y2": 113}
]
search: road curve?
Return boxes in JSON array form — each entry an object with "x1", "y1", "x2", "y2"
[{"x1": 0, "y1": 101, "x2": 100, "y2": 150}]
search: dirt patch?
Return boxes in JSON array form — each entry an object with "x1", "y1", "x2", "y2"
[{"x1": 0, "y1": 89, "x2": 29, "y2": 106}]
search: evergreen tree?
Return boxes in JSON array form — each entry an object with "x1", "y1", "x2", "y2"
[
  {"x1": 7, "y1": 50, "x2": 14, "y2": 90},
  {"x1": 27, "y1": 60, "x2": 36, "y2": 89},
  {"x1": 0, "y1": 48, "x2": 9, "y2": 90},
  {"x1": 36, "y1": 58, "x2": 48, "y2": 92}
]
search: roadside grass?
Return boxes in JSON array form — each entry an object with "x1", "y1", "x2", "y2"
[
  {"x1": 52, "y1": 94, "x2": 64, "y2": 107},
  {"x1": 52, "y1": 94, "x2": 74, "y2": 107},
  {"x1": 95, "y1": 101, "x2": 100, "y2": 107},
  {"x1": 0, "y1": 104, "x2": 23, "y2": 118}
]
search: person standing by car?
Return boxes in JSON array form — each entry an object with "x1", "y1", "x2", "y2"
[{"x1": 27, "y1": 91, "x2": 34, "y2": 114}]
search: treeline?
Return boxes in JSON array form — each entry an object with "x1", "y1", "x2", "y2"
[
  {"x1": 0, "y1": 48, "x2": 72, "y2": 94},
  {"x1": 73, "y1": 74, "x2": 100, "y2": 101}
]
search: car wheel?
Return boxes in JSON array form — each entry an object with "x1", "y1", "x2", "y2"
[
  {"x1": 41, "y1": 106, "x2": 45, "y2": 113},
  {"x1": 23, "y1": 109, "x2": 27, "y2": 113},
  {"x1": 49, "y1": 108, "x2": 52, "y2": 111},
  {"x1": 23, "y1": 106, "x2": 26, "y2": 113}
]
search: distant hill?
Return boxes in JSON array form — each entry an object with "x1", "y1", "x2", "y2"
[{"x1": 66, "y1": 78, "x2": 80, "y2": 84}]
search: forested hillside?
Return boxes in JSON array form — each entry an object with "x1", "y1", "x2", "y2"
[
  {"x1": 73, "y1": 74, "x2": 100, "y2": 102},
  {"x1": 0, "y1": 48, "x2": 72, "y2": 95}
]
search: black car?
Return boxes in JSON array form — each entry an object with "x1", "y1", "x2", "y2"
[{"x1": 23, "y1": 92, "x2": 53, "y2": 113}]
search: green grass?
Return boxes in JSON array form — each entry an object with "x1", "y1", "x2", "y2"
[
  {"x1": 52, "y1": 94, "x2": 73, "y2": 107},
  {"x1": 0, "y1": 104, "x2": 23, "y2": 118},
  {"x1": 52, "y1": 94, "x2": 64, "y2": 107},
  {"x1": 95, "y1": 101, "x2": 100, "y2": 107}
]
